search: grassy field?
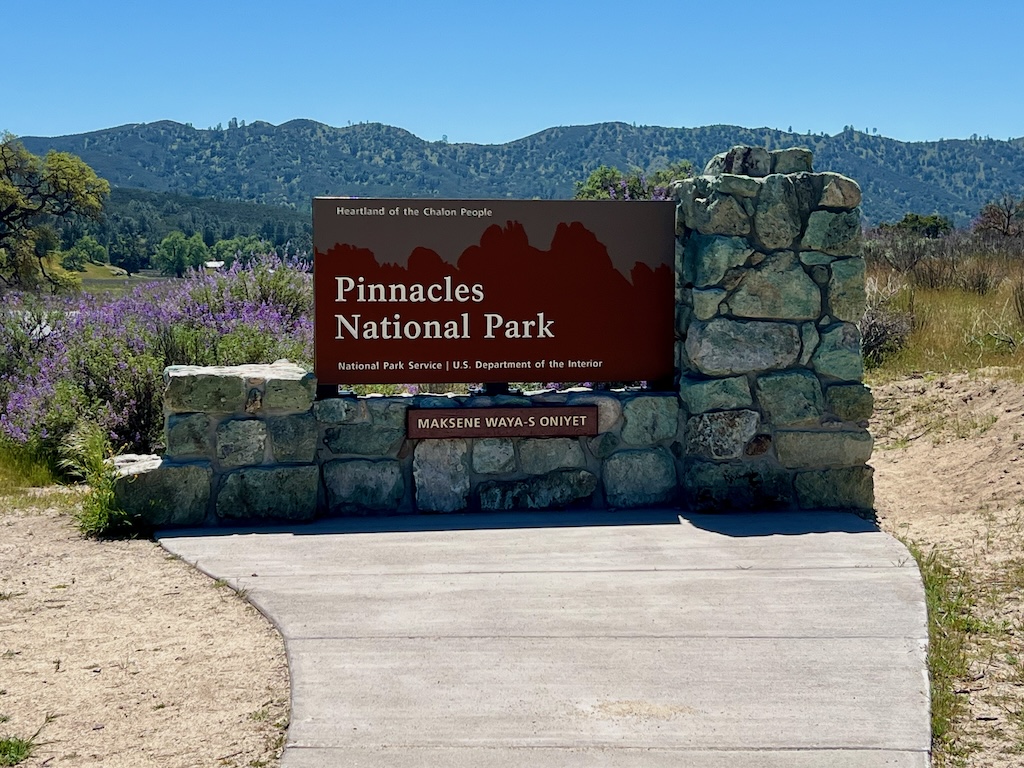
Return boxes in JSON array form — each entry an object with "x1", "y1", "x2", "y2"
[
  {"x1": 76, "y1": 261, "x2": 173, "y2": 297},
  {"x1": 867, "y1": 263, "x2": 1024, "y2": 379},
  {"x1": 0, "y1": 443, "x2": 58, "y2": 493}
]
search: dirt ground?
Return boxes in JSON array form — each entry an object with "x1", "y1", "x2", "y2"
[
  {"x1": 872, "y1": 370, "x2": 1024, "y2": 766},
  {"x1": 0, "y1": 494, "x2": 289, "y2": 767},
  {"x1": 2, "y1": 371, "x2": 1022, "y2": 766}
]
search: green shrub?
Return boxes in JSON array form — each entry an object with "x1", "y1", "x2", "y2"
[{"x1": 58, "y1": 421, "x2": 136, "y2": 538}]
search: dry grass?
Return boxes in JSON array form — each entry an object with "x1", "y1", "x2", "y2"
[{"x1": 872, "y1": 283, "x2": 1024, "y2": 377}]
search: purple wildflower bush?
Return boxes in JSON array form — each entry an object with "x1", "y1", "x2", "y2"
[
  {"x1": 606, "y1": 175, "x2": 673, "y2": 202},
  {"x1": 574, "y1": 161, "x2": 691, "y2": 202},
  {"x1": 1, "y1": 255, "x2": 313, "y2": 458},
  {"x1": 158, "y1": 255, "x2": 313, "y2": 369}
]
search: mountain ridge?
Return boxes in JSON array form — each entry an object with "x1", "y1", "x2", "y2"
[{"x1": 20, "y1": 120, "x2": 1024, "y2": 226}]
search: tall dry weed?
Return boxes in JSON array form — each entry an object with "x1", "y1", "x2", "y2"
[{"x1": 860, "y1": 271, "x2": 915, "y2": 368}]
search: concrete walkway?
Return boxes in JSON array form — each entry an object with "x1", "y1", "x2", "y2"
[{"x1": 157, "y1": 510, "x2": 930, "y2": 768}]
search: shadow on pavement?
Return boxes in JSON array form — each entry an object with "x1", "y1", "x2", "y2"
[
  {"x1": 682, "y1": 510, "x2": 878, "y2": 537},
  {"x1": 157, "y1": 508, "x2": 878, "y2": 540}
]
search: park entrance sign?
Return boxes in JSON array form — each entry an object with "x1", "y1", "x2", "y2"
[
  {"x1": 312, "y1": 198, "x2": 676, "y2": 386},
  {"x1": 112, "y1": 148, "x2": 875, "y2": 524}
]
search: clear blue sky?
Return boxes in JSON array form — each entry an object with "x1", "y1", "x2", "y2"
[{"x1": 7, "y1": 1, "x2": 1023, "y2": 144}]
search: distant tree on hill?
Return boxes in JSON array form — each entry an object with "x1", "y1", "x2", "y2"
[
  {"x1": 154, "y1": 231, "x2": 188, "y2": 277},
  {"x1": 0, "y1": 133, "x2": 108, "y2": 291},
  {"x1": 880, "y1": 212, "x2": 953, "y2": 239},
  {"x1": 574, "y1": 165, "x2": 625, "y2": 200},
  {"x1": 154, "y1": 231, "x2": 209, "y2": 277},
  {"x1": 210, "y1": 234, "x2": 272, "y2": 267},
  {"x1": 974, "y1": 194, "x2": 1024, "y2": 238},
  {"x1": 62, "y1": 235, "x2": 108, "y2": 272},
  {"x1": 108, "y1": 232, "x2": 147, "y2": 275},
  {"x1": 186, "y1": 233, "x2": 209, "y2": 269},
  {"x1": 60, "y1": 246, "x2": 87, "y2": 272}
]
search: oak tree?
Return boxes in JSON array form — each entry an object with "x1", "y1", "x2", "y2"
[
  {"x1": 974, "y1": 194, "x2": 1024, "y2": 238},
  {"x1": 0, "y1": 133, "x2": 109, "y2": 291},
  {"x1": 154, "y1": 230, "x2": 209, "y2": 277}
]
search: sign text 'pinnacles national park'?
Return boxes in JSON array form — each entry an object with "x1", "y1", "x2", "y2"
[{"x1": 313, "y1": 199, "x2": 675, "y2": 385}]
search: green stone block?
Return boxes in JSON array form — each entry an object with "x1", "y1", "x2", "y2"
[
  {"x1": 685, "y1": 410, "x2": 760, "y2": 460},
  {"x1": 754, "y1": 174, "x2": 801, "y2": 250},
  {"x1": 264, "y1": 373, "x2": 316, "y2": 412},
  {"x1": 216, "y1": 419, "x2": 267, "y2": 467},
  {"x1": 775, "y1": 429, "x2": 873, "y2": 469},
  {"x1": 164, "y1": 369, "x2": 246, "y2": 413},
  {"x1": 684, "y1": 234, "x2": 752, "y2": 287},
  {"x1": 770, "y1": 148, "x2": 814, "y2": 174},
  {"x1": 217, "y1": 465, "x2": 319, "y2": 520},
  {"x1": 811, "y1": 323, "x2": 864, "y2": 382},
  {"x1": 692, "y1": 288, "x2": 726, "y2": 320},
  {"x1": 828, "y1": 257, "x2": 866, "y2": 323},
  {"x1": 818, "y1": 173, "x2": 862, "y2": 210},
  {"x1": 685, "y1": 319, "x2": 801, "y2": 376},
  {"x1": 621, "y1": 396, "x2": 680, "y2": 445},
  {"x1": 826, "y1": 384, "x2": 874, "y2": 422},
  {"x1": 472, "y1": 438, "x2": 516, "y2": 474},
  {"x1": 755, "y1": 371, "x2": 824, "y2": 426},
  {"x1": 366, "y1": 398, "x2": 410, "y2": 429},
  {"x1": 587, "y1": 431, "x2": 620, "y2": 459},
  {"x1": 726, "y1": 251, "x2": 821, "y2": 320},
  {"x1": 478, "y1": 470, "x2": 597, "y2": 511},
  {"x1": 801, "y1": 209, "x2": 862, "y2": 256},
  {"x1": 323, "y1": 459, "x2": 404, "y2": 513},
  {"x1": 113, "y1": 458, "x2": 211, "y2": 527},
  {"x1": 795, "y1": 466, "x2": 874, "y2": 510},
  {"x1": 679, "y1": 376, "x2": 752, "y2": 413},
  {"x1": 520, "y1": 438, "x2": 586, "y2": 474},
  {"x1": 413, "y1": 439, "x2": 470, "y2": 512},
  {"x1": 603, "y1": 449, "x2": 677, "y2": 508},
  {"x1": 324, "y1": 424, "x2": 404, "y2": 456},
  {"x1": 268, "y1": 413, "x2": 319, "y2": 463},
  {"x1": 314, "y1": 398, "x2": 367, "y2": 424},
  {"x1": 683, "y1": 460, "x2": 793, "y2": 511},
  {"x1": 165, "y1": 413, "x2": 211, "y2": 459}
]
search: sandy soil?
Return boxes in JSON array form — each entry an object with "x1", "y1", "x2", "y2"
[
  {"x1": 2, "y1": 371, "x2": 1022, "y2": 766},
  {"x1": 0, "y1": 496, "x2": 288, "y2": 767},
  {"x1": 872, "y1": 371, "x2": 1024, "y2": 766}
]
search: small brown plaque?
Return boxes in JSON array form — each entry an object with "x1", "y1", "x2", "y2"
[{"x1": 408, "y1": 406, "x2": 598, "y2": 439}]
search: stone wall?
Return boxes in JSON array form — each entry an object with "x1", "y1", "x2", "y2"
[
  {"x1": 114, "y1": 362, "x2": 684, "y2": 526},
  {"x1": 113, "y1": 145, "x2": 873, "y2": 526},
  {"x1": 674, "y1": 146, "x2": 872, "y2": 511}
]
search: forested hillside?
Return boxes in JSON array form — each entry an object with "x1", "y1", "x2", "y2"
[
  {"x1": 22, "y1": 120, "x2": 1024, "y2": 226},
  {"x1": 75, "y1": 187, "x2": 312, "y2": 253}
]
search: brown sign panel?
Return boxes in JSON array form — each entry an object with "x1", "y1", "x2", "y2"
[
  {"x1": 407, "y1": 406, "x2": 598, "y2": 439},
  {"x1": 313, "y1": 198, "x2": 675, "y2": 385}
]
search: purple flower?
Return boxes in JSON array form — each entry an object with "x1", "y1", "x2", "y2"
[{"x1": 0, "y1": 254, "x2": 314, "y2": 455}]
